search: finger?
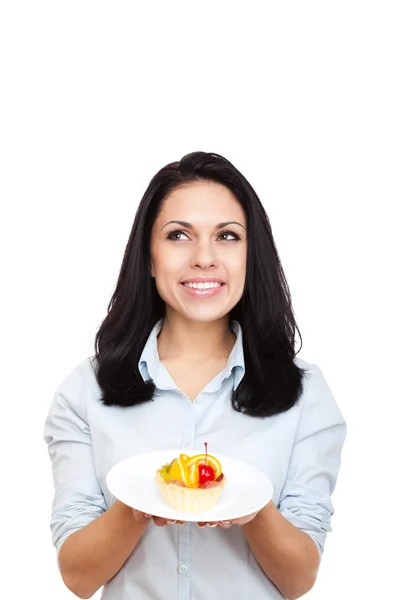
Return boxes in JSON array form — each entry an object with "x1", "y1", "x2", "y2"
[
  {"x1": 132, "y1": 510, "x2": 153, "y2": 524},
  {"x1": 197, "y1": 522, "x2": 207, "y2": 528},
  {"x1": 218, "y1": 521, "x2": 233, "y2": 529},
  {"x1": 153, "y1": 517, "x2": 168, "y2": 527}
]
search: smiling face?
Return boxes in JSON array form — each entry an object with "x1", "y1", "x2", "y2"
[{"x1": 149, "y1": 180, "x2": 247, "y2": 323}]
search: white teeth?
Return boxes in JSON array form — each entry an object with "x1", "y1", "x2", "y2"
[{"x1": 183, "y1": 282, "x2": 222, "y2": 289}]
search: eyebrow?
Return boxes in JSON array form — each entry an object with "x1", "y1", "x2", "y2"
[{"x1": 161, "y1": 220, "x2": 246, "y2": 231}]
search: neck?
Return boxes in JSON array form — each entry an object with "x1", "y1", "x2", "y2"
[{"x1": 157, "y1": 311, "x2": 236, "y2": 362}]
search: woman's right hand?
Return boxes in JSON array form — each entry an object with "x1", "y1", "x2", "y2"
[{"x1": 132, "y1": 509, "x2": 185, "y2": 527}]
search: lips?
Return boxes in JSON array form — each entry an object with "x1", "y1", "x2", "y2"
[
  {"x1": 181, "y1": 282, "x2": 224, "y2": 288},
  {"x1": 181, "y1": 279, "x2": 225, "y2": 284},
  {"x1": 180, "y1": 282, "x2": 226, "y2": 298}
]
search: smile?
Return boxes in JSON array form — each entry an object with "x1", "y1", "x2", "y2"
[
  {"x1": 180, "y1": 282, "x2": 226, "y2": 298},
  {"x1": 183, "y1": 282, "x2": 222, "y2": 289}
]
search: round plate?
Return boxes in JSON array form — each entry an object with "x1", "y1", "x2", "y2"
[{"x1": 106, "y1": 449, "x2": 273, "y2": 522}]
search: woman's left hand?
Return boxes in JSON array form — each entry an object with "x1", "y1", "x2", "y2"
[{"x1": 197, "y1": 511, "x2": 259, "y2": 529}]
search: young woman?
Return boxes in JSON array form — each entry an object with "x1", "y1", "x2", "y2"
[{"x1": 44, "y1": 151, "x2": 346, "y2": 600}]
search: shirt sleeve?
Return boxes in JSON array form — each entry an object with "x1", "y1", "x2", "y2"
[
  {"x1": 43, "y1": 361, "x2": 107, "y2": 562},
  {"x1": 277, "y1": 364, "x2": 346, "y2": 556}
]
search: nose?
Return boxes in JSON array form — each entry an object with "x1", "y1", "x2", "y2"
[{"x1": 191, "y1": 238, "x2": 218, "y2": 269}]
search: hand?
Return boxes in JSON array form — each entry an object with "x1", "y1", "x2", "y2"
[
  {"x1": 132, "y1": 509, "x2": 186, "y2": 527},
  {"x1": 197, "y1": 511, "x2": 260, "y2": 529}
]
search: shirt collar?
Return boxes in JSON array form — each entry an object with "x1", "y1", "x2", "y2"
[{"x1": 138, "y1": 318, "x2": 245, "y2": 392}]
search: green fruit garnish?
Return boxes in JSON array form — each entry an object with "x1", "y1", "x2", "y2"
[{"x1": 160, "y1": 463, "x2": 172, "y2": 481}]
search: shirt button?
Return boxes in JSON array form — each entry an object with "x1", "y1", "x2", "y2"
[{"x1": 179, "y1": 564, "x2": 189, "y2": 574}]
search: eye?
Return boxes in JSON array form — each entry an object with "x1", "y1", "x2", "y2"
[
  {"x1": 166, "y1": 230, "x2": 190, "y2": 241},
  {"x1": 218, "y1": 230, "x2": 241, "y2": 241},
  {"x1": 166, "y1": 229, "x2": 242, "y2": 242}
]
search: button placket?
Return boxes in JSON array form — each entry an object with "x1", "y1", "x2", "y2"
[
  {"x1": 177, "y1": 524, "x2": 191, "y2": 598},
  {"x1": 182, "y1": 418, "x2": 195, "y2": 447}
]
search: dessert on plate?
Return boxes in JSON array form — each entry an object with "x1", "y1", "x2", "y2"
[{"x1": 155, "y1": 443, "x2": 225, "y2": 512}]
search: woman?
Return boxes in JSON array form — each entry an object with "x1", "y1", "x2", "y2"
[{"x1": 44, "y1": 151, "x2": 346, "y2": 600}]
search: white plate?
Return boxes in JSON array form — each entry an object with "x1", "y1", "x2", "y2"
[{"x1": 106, "y1": 449, "x2": 273, "y2": 522}]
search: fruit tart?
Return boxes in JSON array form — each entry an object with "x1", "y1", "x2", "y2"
[{"x1": 155, "y1": 444, "x2": 225, "y2": 512}]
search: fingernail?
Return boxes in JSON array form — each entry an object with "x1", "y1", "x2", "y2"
[
  {"x1": 178, "y1": 522, "x2": 186, "y2": 526},
  {"x1": 207, "y1": 524, "x2": 218, "y2": 528},
  {"x1": 221, "y1": 521, "x2": 232, "y2": 525},
  {"x1": 167, "y1": 520, "x2": 177, "y2": 524},
  {"x1": 144, "y1": 514, "x2": 152, "y2": 518}
]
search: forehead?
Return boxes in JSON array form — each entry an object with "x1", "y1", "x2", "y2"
[{"x1": 157, "y1": 181, "x2": 245, "y2": 223}]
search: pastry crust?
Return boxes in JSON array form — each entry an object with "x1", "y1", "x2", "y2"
[{"x1": 155, "y1": 470, "x2": 226, "y2": 512}]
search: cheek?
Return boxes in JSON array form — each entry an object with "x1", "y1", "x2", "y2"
[
  {"x1": 157, "y1": 254, "x2": 185, "y2": 276},
  {"x1": 231, "y1": 261, "x2": 247, "y2": 296},
  {"x1": 153, "y1": 248, "x2": 187, "y2": 286},
  {"x1": 228, "y1": 252, "x2": 247, "y2": 278}
]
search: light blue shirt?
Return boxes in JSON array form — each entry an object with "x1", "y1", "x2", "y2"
[{"x1": 44, "y1": 319, "x2": 346, "y2": 599}]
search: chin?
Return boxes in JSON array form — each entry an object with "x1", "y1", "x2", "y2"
[{"x1": 180, "y1": 310, "x2": 232, "y2": 324}]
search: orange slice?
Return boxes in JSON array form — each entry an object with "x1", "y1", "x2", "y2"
[
  {"x1": 168, "y1": 459, "x2": 180, "y2": 480},
  {"x1": 188, "y1": 463, "x2": 200, "y2": 487},
  {"x1": 186, "y1": 454, "x2": 222, "y2": 480},
  {"x1": 168, "y1": 456, "x2": 191, "y2": 486}
]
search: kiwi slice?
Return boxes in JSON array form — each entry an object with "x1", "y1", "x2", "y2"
[{"x1": 159, "y1": 460, "x2": 175, "y2": 481}]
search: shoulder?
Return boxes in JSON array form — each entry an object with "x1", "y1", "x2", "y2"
[
  {"x1": 293, "y1": 355, "x2": 319, "y2": 395},
  {"x1": 293, "y1": 355, "x2": 330, "y2": 389},
  {"x1": 293, "y1": 355, "x2": 315, "y2": 372},
  {"x1": 293, "y1": 356, "x2": 346, "y2": 433},
  {"x1": 55, "y1": 355, "x2": 97, "y2": 389},
  {"x1": 54, "y1": 356, "x2": 100, "y2": 408}
]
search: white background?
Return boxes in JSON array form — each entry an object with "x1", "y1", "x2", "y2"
[{"x1": 1, "y1": 1, "x2": 399, "y2": 598}]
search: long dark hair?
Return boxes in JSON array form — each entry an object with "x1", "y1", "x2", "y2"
[{"x1": 93, "y1": 151, "x2": 308, "y2": 418}]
